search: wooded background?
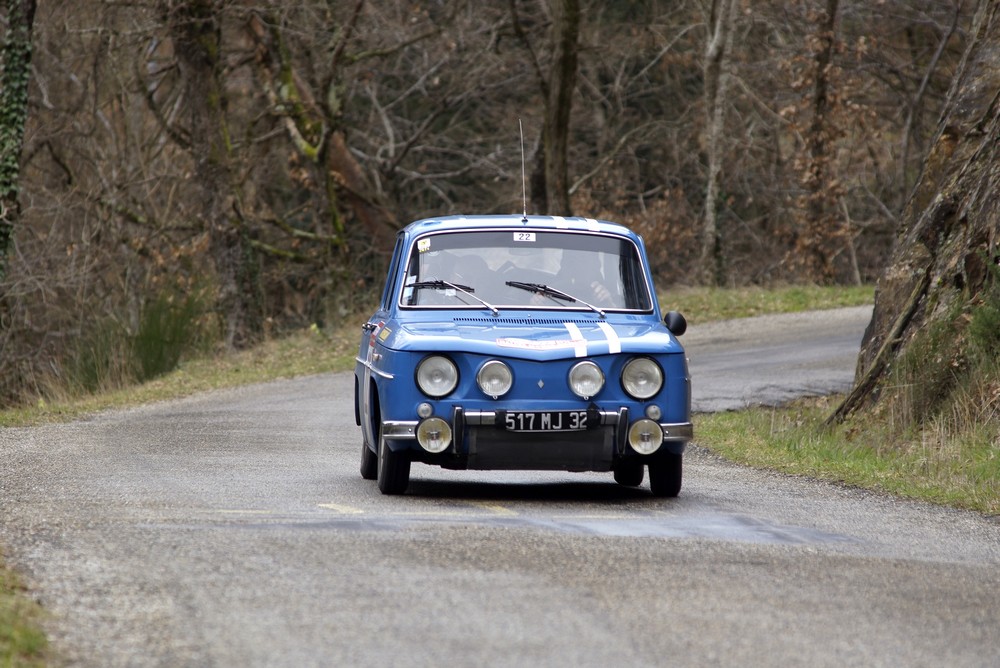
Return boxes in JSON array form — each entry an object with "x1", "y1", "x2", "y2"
[{"x1": 0, "y1": 0, "x2": 980, "y2": 405}]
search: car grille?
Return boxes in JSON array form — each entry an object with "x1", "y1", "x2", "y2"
[{"x1": 466, "y1": 427, "x2": 615, "y2": 472}]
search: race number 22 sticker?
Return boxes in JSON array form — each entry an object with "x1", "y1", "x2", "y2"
[{"x1": 513, "y1": 231, "x2": 536, "y2": 242}]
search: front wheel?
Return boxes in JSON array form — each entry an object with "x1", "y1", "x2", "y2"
[
  {"x1": 377, "y1": 426, "x2": 410, "y2": 495},
  {"x1": 613, "y1": 460, "x2": 644, "y2": 487},
  {"x1": 648, "y1": 453, "x2": 682, "y2": 497},
  {"x1": 360, "y1": 439, "x2": 377, "y2": 480}
]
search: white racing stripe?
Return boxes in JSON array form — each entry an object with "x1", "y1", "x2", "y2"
[
  {"x1": 598, "y1": 322, "x2": 621, "y2": 354},
  {"x1": 563, "y1": 322, "x2": 588, "y2": 357}
]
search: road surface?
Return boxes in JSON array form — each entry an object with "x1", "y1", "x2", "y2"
[{"x1": 2, "y1": 306, "x2": 998, "y2": 667}]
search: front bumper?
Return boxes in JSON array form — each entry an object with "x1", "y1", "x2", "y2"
[{"x1": 382, "y1": 407, "x2": 692, "y2": 459}]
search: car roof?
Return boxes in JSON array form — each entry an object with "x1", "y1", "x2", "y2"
[{"x1": 402, "y1": 214, "x2": 640, "y2": 240}]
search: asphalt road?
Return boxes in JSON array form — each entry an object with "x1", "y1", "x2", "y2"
[{"x1": 2, "y1": 306, "x2": 999, "y2": 667}]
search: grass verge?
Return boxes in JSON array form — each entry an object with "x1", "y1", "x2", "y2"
[
  {"x1": 665, "y1": 283, "x2": 874, "y2": 324},
  {"x1": 0, "y1": 555, "x2": 47, "y2": 667},
  {"x1": 0, "y1": 324, "x2": 359, "y2": 428},
  {"x1": 696, "y1": 396, "x2": 999, "y2": 515}
]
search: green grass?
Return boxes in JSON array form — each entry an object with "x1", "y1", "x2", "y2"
[
  {"x1": 663, "y1": 284, "x2": 874, "y2": 324},
  {"x1": 0, "y1": 556, "x2": 47, "y2": 667},
  {"x1": 696, "y1": 396, "x2": 1000, "y2": 515}
]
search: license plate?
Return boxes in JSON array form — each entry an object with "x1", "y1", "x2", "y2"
[{"x1": 503, "y1": 410, "x2": 591, "y2": 432}]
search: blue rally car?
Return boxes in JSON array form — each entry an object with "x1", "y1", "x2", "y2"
[{"x1": 354, "y1": 214, "x2": 692, "y2": 496}]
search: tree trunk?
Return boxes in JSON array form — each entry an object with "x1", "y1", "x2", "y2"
[
  {"x1": 798, "y1": 0, "x2": 841, "y2": 281},
  {"x1": 543, "y1": 0, "x2": 579, "y2": 216},
  {"x1": 0, "y1": 0, "x2": 36, "y2": 281},
  {"x1": 166, "y1": 0, "x2": 262, "y2": 350},
  {"x1": 514, "y1": 0, "x2": 579, "y2": 216},
  {"x1": 324, "y1": 130, "x2": 398, "y2": 254},
  {"x1": 700, "y1": 0, "x2": 737, "y2": 286},
  {"x1": 831, "y1": 0, "x2": 1000, "y2": 422}
]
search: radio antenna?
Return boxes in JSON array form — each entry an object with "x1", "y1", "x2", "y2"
[{"x1": 519, "y1": 118, "x2": 528, "y2": 222}]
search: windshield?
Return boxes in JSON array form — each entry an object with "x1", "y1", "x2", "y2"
[{"x1": 399, "y1": 230, "x2": 653, "y2": 312}]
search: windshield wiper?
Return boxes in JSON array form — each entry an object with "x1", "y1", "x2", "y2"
[
  {"x1": 505, "y1": 280, "x2": 605, "y2": 319},
  {"x1": 412, "y1": 280, "x2": 499, "y2": 317},
  {"x1": 413, "y1": 279, "x2": 474, "y2": 293}
]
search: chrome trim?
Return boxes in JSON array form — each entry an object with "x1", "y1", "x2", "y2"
[
  {"x1": 355, "y1": 356, "x2": 394, "y2": 380},
  {"x1": 660, "y1": 422, "x2": 693, "y2": 442},
  {"x1": 382, "y1": 416, "x2": 691, "y2": 443},
  {"x1": 463, "y1": 410, "x2": 498, "y2": 426},
  {"x1": 382, "y1": 421, "x2": 418, "y2": 439}
]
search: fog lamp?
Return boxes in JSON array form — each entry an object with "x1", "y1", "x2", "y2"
[
  {"x1": 628, "y1": 419, "x2": 663, "y2": 455},
  {"x1": 416, "y1": 417, "x2": 452, "y2": 453}
]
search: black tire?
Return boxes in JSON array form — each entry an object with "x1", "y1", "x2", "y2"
[
  {"x1": 360, "y1": 439, "x2": 377, "y2": 480},
  {"x1": 613, "y1": 460, "x2": 644, "y2": 487},
  {"x1": 648, "y1": 453, "x2": 682, "y2": 497},
  {"x1": 377, "y1": 425, "x2": 410, "y2": 495}
]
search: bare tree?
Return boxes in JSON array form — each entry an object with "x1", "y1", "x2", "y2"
[
  {"x1": 795, "y1": 0, "x2": 843, "y2": 281},
  {"x1": 897, "y1": 0, "x2": 964, "y2": 193},
  {"x1": 700, "y1": 0, "x2": 738, "y2": 286},
  {"x1": 0, "y1": 0, "x2": 985, "y2": 405},
  {"x1": 160, "y1": 0, "x2": 262, "y2": 350},
  {"x1": 511, "y1": 0, "x2": 580, "y2": 216},
  {"x1": 246, "y1": 1, "x2": 401, "y2": 261},
  {"x1": 542, "y1": 0, "x2": 580, "y2": 215}
]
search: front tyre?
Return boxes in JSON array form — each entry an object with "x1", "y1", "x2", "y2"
[
  {"x1": 613, "y1": 460, "x2": 644, "y2": 487},
  {"x1": 648, "y1": 453, "x2": 682, "y2": 497},
  {"x1": 377, "y1": 425, "x2": 410, "y2": 495},
  {"x1": 360, "y1": 439, "x2": 377, "y2": 480}
]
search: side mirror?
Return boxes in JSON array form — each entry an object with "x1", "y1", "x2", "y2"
[{"x1": 664, "y1": 310, "x2": 687, "y2": 337}]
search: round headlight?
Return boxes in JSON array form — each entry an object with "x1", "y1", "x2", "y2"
[
  {"x1": 568, "y1": 361, "x2": 605, "y2": 399},
  {"x1": 416, "y1": 417, "x2": 452, "y2": 453},
  {"x1": 416, "y1": 356, "x2": 458, "y2": 397},
  {"x1": 622, "y1": 357, "x2": 663, "y2": 400},
  {"x1": 477, "y1": 360, "x2": 513, "y2": 398},
  {"x1": 628, "y1": 418, "x2": 663, "y2": 455}
]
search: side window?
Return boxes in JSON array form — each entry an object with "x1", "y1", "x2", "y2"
[
  {"x1": 381, "y1": 235, "x2": 405, "y2": 311},
  {"x1": 617, "y1": 242, "x2": 653, "y2": 310}
]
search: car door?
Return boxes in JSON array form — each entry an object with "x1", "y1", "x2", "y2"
[{"x1": 358, "y1": 234, "x2": 405, "y2": 446}]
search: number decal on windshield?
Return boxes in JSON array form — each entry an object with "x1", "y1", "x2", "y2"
[{"x1": 513, "y1": 232, "x2": 536, "y2": 242}]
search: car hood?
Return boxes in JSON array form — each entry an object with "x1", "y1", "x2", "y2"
[{"x1": 382, "y1": 316, "x2": 682, "y2": 360}]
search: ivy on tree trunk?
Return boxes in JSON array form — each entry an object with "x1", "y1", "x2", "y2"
[{"x1": 0, "y1": 0, "x2": 36, "y2": 280}]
